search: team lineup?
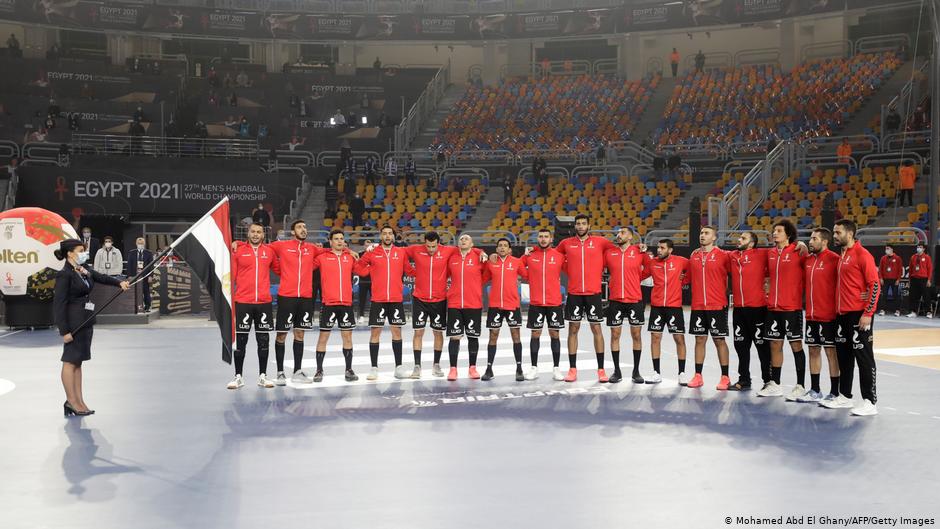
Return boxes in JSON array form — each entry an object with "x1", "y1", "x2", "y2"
[{"x1": 227, "y1": 214, "x2": 882, "y2": 417}]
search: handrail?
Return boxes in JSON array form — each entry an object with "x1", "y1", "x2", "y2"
[
  {"x1": 268, "y1": 149, "x2": 315, "y2": 167},
  {"x1": 859, "y1": 152, "x2": 924, "y2": 169},
  {"x1": 803, "y1": 134, "x2": 880, "y2": 156},
  {"x1": 683, "y1": 51, "x2": 733, "y2": 71},
  {"x1": 440, "y1": 167, "x2": 489, "y2": 181},
  {"x1": 317, "y1": 150, "x2": 382, "y2": 168},
  {"x1": 394, "y1": 60, "x2": 450, "y2": 152},
  {"x1": 660, "y1": 143, "x2": 728, "y2": 161},
  {"x1": 856, "y1": 227, "x2": 928, "y2": 245},
  {"x1": 70, "y1": 134, "x2": 261, "y2": 159},
  {"x1": 570, "y1": 165, "x2": 630, "y2": 180},
  {"x1": 881, "y1": 60, "x2": 929, "y2": 140},
  {"x1": 606, "y1": 140, "x2": 655, "y2": 164},
  {"x1": 734, "y1": 48, "x2": 780, "y2": 68},
  {"x1": 593, "y1": 59, "x2": 618, "y2": 75},
  {"x1": 855, "y1": 34, "x2": 911, "y2": 55},
  {"x1": 517, "y1": 165, "x2": 570, "y2": 180},
  {"x1": 449, "y1": 150, "x2": 515, "y2": 166},
  {"x1": 517, "y1": 149, "x2": 580, "y2": 166},
  {"x1": 881, "y1": 130, "x2": 932, "y2": 152},
  {"x1": 0, "y1": 140, "x2": 20, "y2": 160},
  {"x1": 801, "y1": 40, "x2": 853, "y2": 62}
]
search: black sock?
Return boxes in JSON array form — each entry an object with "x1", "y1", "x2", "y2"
[
  {"x1": 793, "y1": 349, "x2": 806, "y2": 386},
  {"x1": 596, "y1": 353, "x2": 604, "y2": 369},
  {"x1": 829, "y1": 376, "x2": 840, "y2": 396},
  {"x1": 369, "y1": 342, "x2": 379, "y2": 368},
  {"x1": 678, "y1": 358, "x2": 686, "y2": 373},
  {"x1": 392, "y1": 340, "x2": 403, "y2": 367},
  {"x1": 695, "y1": 363, "x2": 704, "y2": 374},
  {"x1": 468, "y1": 338, "x2": 479, "y2": 366},
  {"x1": 771, "y1": 366, "x2": 782, "y2": 384},
  {"x1": 611, "y1": 349, "x2": 621, "y2": 374},
  {"x1": 256, "y1": 334, "x2": 270, "y2": 375},
  {"x1": 316, "y1": 351, "x2": 325, "y2": 371},
  {"x1": 530, "y1": 337, "x2": 540, "y2": 366},
  {"x1": 632, "y1": 349, "x2": 642, "y2": 375},
  {"x1": 513, "y1": 342, "x2": 522, "y2": 370},
  {"x1": 343, "y1": 348, "x2": 353, "y2": 370},
  {"x1": 551, "y1": 338, "x2": 561, "y2": 367},
  {"x1": 811, "y1": 373, "x2": 821, "y2": 393},
  {"x1": 414, "y1": 349, "x2": 422, "y2": 366},
  {"x1": 568, "y1": 353, "x2": 577, "y2": 368},
  {"x1": 487, "y1": 344, "x2": 497, "y2": 368},
  {"x1": 234, "y1": 350, "x2": 246, "y2": 376},
  {"x1": 653, "y1": 357, "x2": 661, "y2": 373},
  {"x1": 720, "y1": 364, "x2": 729, "y2": 377},
  {"x1": 292, "y1": 340, "x2": 304, "y2": 374},
  {"x1": 448, "y1": 339, "x2": 459, "y2": 367},
  {"x1": 275, "y1": 341, "x2": 285, "y2": 372},
  {"x1": 433, "y1": 349, "x2": 442, "y2": 365}
]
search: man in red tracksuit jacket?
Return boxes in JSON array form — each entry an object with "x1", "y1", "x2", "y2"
[
  {"x1": 826, "y1": 219, "x2": 881, "y2": 416},
  {"x1": 522, "y1": 229, "x2": 566, "y2": 381},
  {"x1": 267, "y1": 219, "x2": 328, "y2": 385},
  {"x1": 229, "y1": 222, "x2": 280, "y2": 389},
  {"x1": 555, "y1": 214, "x2": 616, "y2": 382},
  {"x1": 688, "y1": 226, "x2": 732, "y2": 391},
  {"x1": 878, "y1": 244, "x2": 904, "y2": 316},
  {"x1": 405, "y1": 231, "x2": 458, "y2": 377},
  {"x1": 355, "y1": 226, "x2": 415, "y2": 380},
  {"x1": 603, "y1": 227, "x2": 652, "y2": 384},
  {"x1": 729, "y1": 231, "x2": 770, "y2": 391},
  {"x1": 444, "y1": 234, "x2": 486, "y2": 381},
  {"x1": 483, "y1": 238, "x2": 528, "y2": 381},
  {"x1": 759, "y1": 219, "x2": 807, "y2": 399},
  {"x1": 802, "y1": 227, "x2": 841, "y2": 404},
  {"x1": 311, "y1": 229, "x2": 360, "y2": 383},
  {"x1": 907, "y1": 242, "x2": 934, "y2": 318},
  {"x1": 648, "y1": 239, "x2": 690, "y2": 384}
]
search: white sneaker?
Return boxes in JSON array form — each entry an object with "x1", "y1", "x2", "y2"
[
  {"x1": 877, "y1": 310, "x2": 885, "y2": 316},
  {"x1": 850, "y1": 399, "x2": 878, "y2": 416},
  {"x1": 432, "y1": 363, "x2": 444, "y2": 377},
  {"x1": 226, "y1": 374, "x2": 244, "y2": 390},
  {"x1": 274, "y1": 372, "x2": 287, "y2": 386},
  {"x1": 394, "y1": 366, "x2": 410, "y2": 379},
  {"x1": 907, "y1": 312, "x2": 917, "y2": 318},
  {"x1": 785, "y1": 384, "x2": 806, "y2": 402},
  {"x1": 819, "y1": 393, "x2": 838, "y2": 405},
  {"x1": 927, "y1": 313, "x2": 934, "y2": 319},
  {"x1": 757, "y1": 381, "x2": 784, "y2": 397},
  {"x1": 645, "y1": 372, "x2": 663, "y2": 384},
  {"x1": 678, "y1": 372, "x2": 691, "y2": 386},
  {"x1": 797, "y1": 389, "x2": 823, "y2": 403},
  {"x1": 366, "y1": 367, "x2": 379, "y2": 381},
  {"x1": 410, "y1": 366, "x2": 422, "y2": 379},
  {"x1": 358, "y1": 316, "x2": 365, "y2": 324},
  {"x1": 552, "y1": 367, "x2": 565, "y2": 381},
  {"x1": 894, "y1": 310, "x2": 901, "y2": 317},
  {"x1": 819, "y1": 394, "x2": 854, "y2": 409},
  {"x1": 257, "y1": 373, "x2": 274, "y2": 388},
  {"x1": 290, "y1": 371, "x2": 313, "y2": 384}
]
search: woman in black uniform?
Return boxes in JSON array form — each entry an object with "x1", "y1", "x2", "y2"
[{"x1": 53, "y1": 239, "x2": 129, "y2": 417}]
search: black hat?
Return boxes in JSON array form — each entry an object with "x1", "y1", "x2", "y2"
[{"x1": 54, "y1": 238, "x2": 83, "y2": 260}]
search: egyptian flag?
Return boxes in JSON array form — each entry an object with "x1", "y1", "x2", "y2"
[{"x1": 171, "y1": 197, "x2": 235, "y2": 363}]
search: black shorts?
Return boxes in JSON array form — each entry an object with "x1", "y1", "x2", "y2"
[
  {"x1": 320, "y1": 305, "x2": 356, "y2": 330},
  {"x1": 648, "y1": 306, "x2": 685, "y2": 334},
  {"x1": 607, "y1": 301, "x2": 645, "y2": 327},
  {"x1": 765, "y1": 310, "x2": 803, "y2": 342},
  {"x1": 487, "y1": 308, "x2": 522, "y2": 329},
  {"x1": 565, "y1": 294, "x2": 604, "y2": 323},
  {"x1": 236, "y1": 302, "x2": 274, "y2": 333},
  {"x1": 369, "y1": 302, "x2": 407, "y2": 327},
  {"x1": 689, "y1": 309, "x2": 729, "y2": 337},
  {"x1": 276, "y1": 295, "x2": 315, "y2": 331},
  {"x1": 527, "y1": 305, "x2": 565, "y2": 329},
  {"x1": 732, "y1": 306, "x2": 767, "y2": 345},
  {"x1": 805, "y1": 320, "x2": 836, "y2": 347},
  {"x1": 447, "y1": 308, "x2": 482, "y2": 338},
  {"x1": 412, "y1": 298, "x2": 447, "y2": 331}
]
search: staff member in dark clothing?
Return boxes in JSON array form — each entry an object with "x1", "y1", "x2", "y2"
[
  {"x1": 54, "y1": 239, "x2": 129, "y2": 417},
  {"x1": 125, "y1": 237, "x2": 154, "y2": 312}
]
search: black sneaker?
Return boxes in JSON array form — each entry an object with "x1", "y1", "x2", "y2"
[
  {"x1": 344, "y1": 369, "x2": 358, "y2": 382},
  {"x1": 608, "y1": 371, "x2": 623, "y2": 383},
  {"x1": 481, "y1": 367, "x2": 495, "y2": 381},
  {"x1": 631, "y1": 372, "x2": 645, "y2": 384},
  {"x1": 729, "y1": 379, "x2": 752, "y2": 391},
  {"x1": 313, "y1": 370, "x2": 324, "y2": 383},
  {"x1": 515, "y1": 369, "x2": 525, "y2": 382}
]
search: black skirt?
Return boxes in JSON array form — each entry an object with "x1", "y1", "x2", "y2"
[{"x1": 61, "y1": 326, "x2": 94, "y2": 364}]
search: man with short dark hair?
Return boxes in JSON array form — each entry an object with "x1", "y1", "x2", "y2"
[
  {"x1": 603, "y1": 227, "x2": 653, "y2": 383},
  {"x1": 483, "y1": 238, "x2": 527, "y2": 381},
  {"x1": 801, "y1": 227, "x2": 840, "y2": 404},
  {"x1": 522, "y1": 229, "x2": 566, "y2": 380},
  {"x1": 406, "y1": 231, "x2": 454, "y2": 377},
  {"x1": 648, "y1": 238, "x2": 690, "y2": 384},
  {"x1": 729, "y1": 231, "x2": 770, "y2": 391},
  {"x1": 311, "y1": 230, "x2": 360, "y2": 382},
  {"x1": 93, "y1": 236, "x2": 122, "y2": 277}
]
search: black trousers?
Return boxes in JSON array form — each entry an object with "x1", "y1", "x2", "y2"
[
  {"x1": 898, "y1": 188, "x2": 913, "y2": 207},
  {"x1": 881, "y1": 279, "x2": 898, "y2": 312},
  {"x1": 909, "y1": 277, "x2": 928, "y2": 314},
  {"x1": 732, "y1": 307, "x2": 770, "y2": 383},
  {"x1": 834, "y1": 311, "x2": 877, "y2": 403},
  {"x1": 670, "y1": 63, "x2": 678, "y2": 77}
]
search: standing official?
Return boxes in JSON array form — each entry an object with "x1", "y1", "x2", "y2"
[
  {"x1": 878, "y1": 245, "x2": 903, "y2": 316},
  {"x1": 93, "y1": 236, "x2": 123, "y2": 277},
  {"x1": 907, "y1": 243, "x2": 933, "y2": 318},
  {"x1": 125, "y1": 237, "x2": 154, "y2": 312}
]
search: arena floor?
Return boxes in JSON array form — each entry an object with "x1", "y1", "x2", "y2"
[{"x1": 1, "y1": 312, "x2": 939, "y2": 529}]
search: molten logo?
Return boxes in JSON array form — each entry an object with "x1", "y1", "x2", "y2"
[{"x1": 0, "y1": 250, "x2": 38, "y2": 264}]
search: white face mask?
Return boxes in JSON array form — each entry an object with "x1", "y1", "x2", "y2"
[
  {"x1": 82, "y1": 232, "x2": 90, "y2": 238},
  {"x1": 104, "y1": 242, "x2": 112, "y2": 249},
  {"x1": 76, "y1": 251, "x2": 90, "y2": 265},
  {"x1": 885, "y1": 249, "x2": 893, "y2": 255},
  {"x1": 916, "y1": 247, "x2": 924, "y2": 254},
  {"x1": 137, "y1": 244, "x2": 145, "y2": 251}
]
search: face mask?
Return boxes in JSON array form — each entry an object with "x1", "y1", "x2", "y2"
[
  {"x1": 104, "y1": 242, "x2": 112, "y2": 249},
  {"x1": 137, "y1": 244, "x2": 145, "y2": 251},
  {"x1": 885, "y1": 249, "x2": 893, "y2": 255},
  {"x1": 82, "y1": 232, "x2": 90, "y2": 238},
  {"x1": 76, "y1": 251, "x2": 90, "y2": 265},
  {"x1": 916, "y1": 247, "x2": 924, "y2": 254}
]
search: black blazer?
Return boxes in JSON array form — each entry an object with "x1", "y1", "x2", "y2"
[
  {"x1": 81, "y1": 236, "x2": 100, "y2": 258},
  {"x1": 124, "y1": 248, "x2": 154, "y2": 277},
  {"x1": 53, "y1": 262, "x2": 122, "y2": 336}
]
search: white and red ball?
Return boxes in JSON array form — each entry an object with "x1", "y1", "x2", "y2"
[{"x1": 0, "y1": 207, "x2": 78, "y2": 297}]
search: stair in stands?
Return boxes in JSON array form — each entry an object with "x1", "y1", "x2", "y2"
[
  {"x1": 411, "y1": 84, "x2": 468, "y2": 150},
  {"x1": 630, "y1": 77, "x2": 676, "y2": 145}
]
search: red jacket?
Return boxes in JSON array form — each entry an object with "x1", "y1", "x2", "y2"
[
  {"x1": 730, "y1": 248, "x2": 768, "y2": 308},
  {"x1": 232, "y1": 242, "x2": 280, "y2": 304},
  {"x1": 269, "y1": 240, "x2": 326, "y2": 298},
  {"x1": 556, "y1": 235, "x2": 615, "y2": 296},
  {"x1": 311, "y1": 249, "x2": 357, "y2": 306},
  {"x1": 405, "y1": 245, "x2": 455, "y2": 302},
  {"x1": 604, "y1": 245, "x2": 652, "y2": 304},
  {"x1": 446, "y1": 248, "x2": 486, "y2": 309},
  {"x1": 837, "y1": 242, "x2": 880, "y2": 317},
  {"x1": 689, "y1": 247, "x2": 731, "y2": 310},
  {"x1": 522, "y1": 247, "x2": 565, "y2": 307},
  {"x1": 484, "y1": 255, "x2": 528, "y2": 310},
  {"x1": 804, "y1": 249, "x2": 839, "y2": 322},
  {"x1": 909, "y1": 253, "x2": 933, "y2": 280},
  {"x1": 767, "y1": 243, "x2": 805, "y2": 312},
  {"x1": 353, "y1": 245, "x2": 414, "y2": 303},
  {"x1": 878, "y1": 254, "x2": 904, "y2": 281},
  {"x1": 650, "y1": 255, "x2": 688, "y2": 308}
]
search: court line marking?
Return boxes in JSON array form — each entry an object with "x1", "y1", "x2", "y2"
[{"x1": 0, "y1": 330, "x2": 25, "y2": 339}]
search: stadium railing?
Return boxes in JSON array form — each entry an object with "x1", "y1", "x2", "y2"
[
  {"x1": 856, "y1": 227, "x2": 928, "y2": 245},
  {"x1": 440, "y1": 167, "x2": 489, "y2": 182},
  {"x1": 803, "y1": 134, "x2": 881, "y2": 157},
  {"x1": 450, "y1": 150, "x2": 516, "y2": 166},
  {"x1": 879, "y1": 60, "x2": 929, "y2": 139},
  {"x1": 290, "y1": 228, "x2": 457, "y2": 246},
  {"x1": 859, "y1": 152, "x2": 925, "y2": 170},
  {"x1": 719, "y1": 141, "x2": 797, "y2": 231},
  {"x1": 516, "y1": 165, "x2": 569, "y2": 181},
  {"x1": 0, "y1": 140, "x2": 21, "y2": 160},
  {"x1": 317, "y1": 150, "x2": 383, "y2": 168},
  {"x1": 801, "y1": 40, "x2": 854, "y2": 62},
  {"x1": 517, "y1": 149, "x2": 581, "y2": 166},
  {"x1": 606, "y1": 140, "x2": 655, "y2": 165},
  {"x1": 734, "y1": 48, "x2": 781, "y2": 68},
  {"x1": 855, "y1": 34, "x2": 911, "y2": 55},
  {"x1": 882, "y1": 130, "x2": 932, "y2": 152},
  {"x1": 394, "y1": 61, "x2": 450, "y2": 151},
  {"x1": 460, "y1": 230, "x2": 517, "y2": 246},
  {"x1": 21, "y1": 143, "x2": 65, "y2": 166},
  {"x1": 682, "y1": 52, "x2": 733, "y2": 72},
  {"x1": 570, "y1": 164, "x2": 630, "y2": 180},
  {"x1": 70, "y1": 134, "x2": 261, "y2": 159},
  {"x1": 660, "y1": 143, "x2": 728, "y2": 162}
]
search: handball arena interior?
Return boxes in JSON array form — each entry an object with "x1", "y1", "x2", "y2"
[{"x1": 2, "y1": 0, "x2": 940, "y2": 527}]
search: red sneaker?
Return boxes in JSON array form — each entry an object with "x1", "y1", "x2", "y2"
[
  {"x1": 716, "y1": 375, "x2": 731, "y2": 391},
  {"x1": 447, "y1": 367, "x2": 458, "y2": 381},
  {"x1": 597, "y1": 369, "x2": 609, "y2": 383},
  {"x1": 564, "y1": 368, "x2": 578, "y2": 382},
  {"x1": 468, "y1": 366, "x2": 481, "y2": 379},
  {"x1": 687, "y1": 373, "x2": 704, "y2": 388}
]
